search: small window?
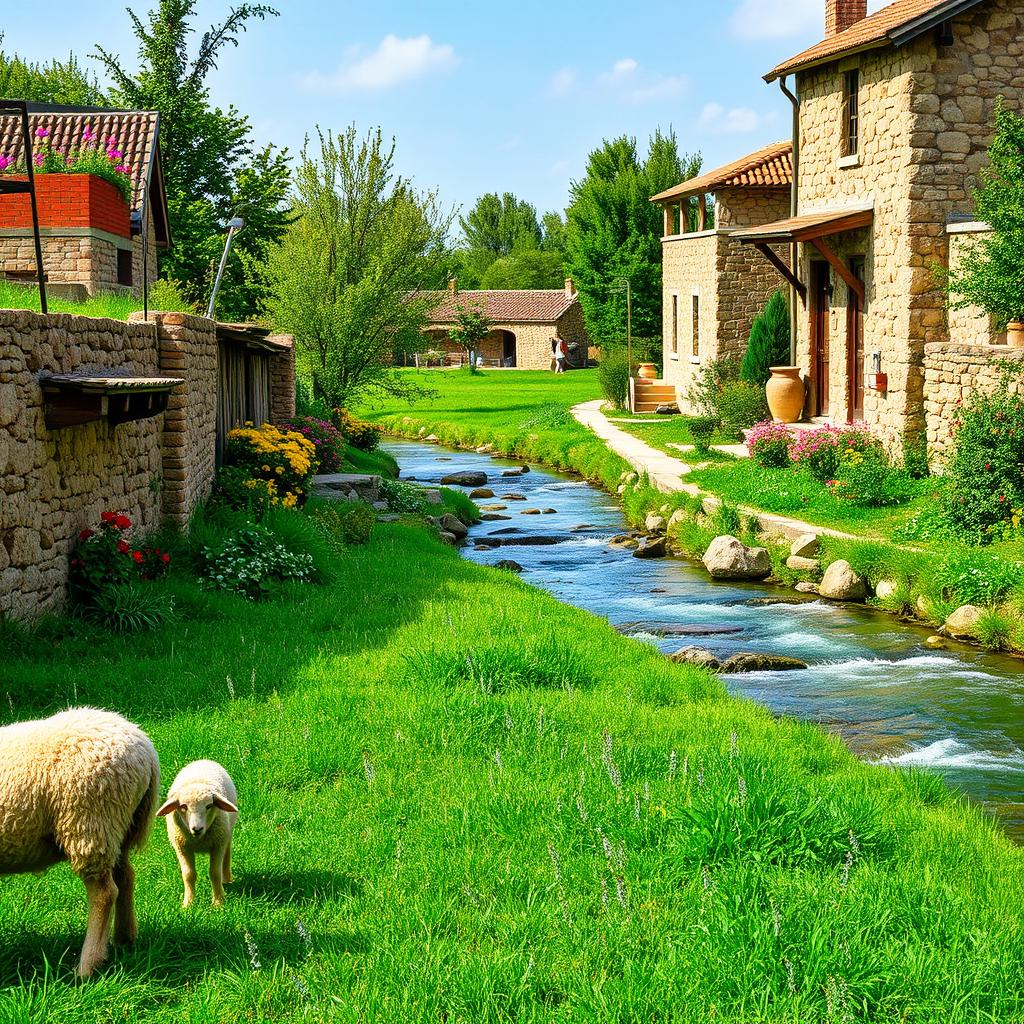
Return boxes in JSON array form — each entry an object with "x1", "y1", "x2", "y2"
[
  {"x1": 842, "y1": 70, "x2": 860, "y2": 157},
  {"x1": 117, "y1": 247, "x2": 134, "y2": 287},
  {"x1": 691, "y1": 294, "x2": 700, "y2": 358},
  {"x1": 671, "y1": 294, "x2": 679, "y2": 355}
]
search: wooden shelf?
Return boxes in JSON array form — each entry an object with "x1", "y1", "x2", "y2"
[{"x1": 40, "y1": 373, "x2": 184, "y2": 429}]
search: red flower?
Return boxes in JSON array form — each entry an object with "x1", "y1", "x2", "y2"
[
  {"x1": 100, "y1": 511, "x2": 116, "y2": 523},
  {"x1": 132, "y1": 550, "x2": 143, "y2": 563},
  {"x1": 78, "y1": 528, "x2": 94, "y2": 541},
  {"x1": 161, "y1": 553, "x2": 171, "y2": 565},
  {"x1": 985, "y1": 463, "x2": 992, "y2": 471},
  {"x1": 117, "y1": 540, "x2": 130, "y2": 554},
  {"x1": 115, "y1": 515, "x2": 132, "y2": 530}
]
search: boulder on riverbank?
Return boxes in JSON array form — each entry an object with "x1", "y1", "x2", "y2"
[
  {"x1": 439, "y1": 514, "x2": 469, "y2": 539},
  {"x1": 790, "y1": 533, "x2": 820, "y2": 558},
  {"x1": 719, "y1": 652, "x2": 809, "y2": 674},
  {"x1": 470, "y1": 488, "x2": 495, "y2": 499},
  {"x1": 819, "y1": 560, "x2": 867, "y2": 602},
  {"x1": 702, "y1": 536, "x2": 772, "y2": 580},
  {"x1": 645, "y1": 514, "x2": 667, "y2": 533},
  {"x1": 634, "y1": 536, "x2": 668, "y2": 559},
  {"x1": 440, "y1": 471, "x2": 488, "y2": 487},
  {"x1": 670, "y1": 647, "x2": 721, "y2": 669},
  {"x1": 495, "y1": 560, "x2": 525, "y2": 573},
  {"x1": 943, "y1": 605, "x2": 984, "y2": 641}
]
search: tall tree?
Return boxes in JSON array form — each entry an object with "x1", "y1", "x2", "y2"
[
  {"x1": 459, "y1": 191, "x2": 543, "y2": 285},
  {"x1": 564, "y1": 130, "x2": 700, "y2": 348},
  {"x1": 93, "y1": 2, "x2": 290, "y2": 319},
  {"x1": 264, "y1": 126, "x2": 454, "y2": 407},
  {"x1": 0, "y1": 35, "x2": 106, "y2": 106}
]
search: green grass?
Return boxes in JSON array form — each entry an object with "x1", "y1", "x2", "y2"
[
  {"x1": 687, "y1": 458, "x2": 933, "y2": 538},
  {"x1": 358, "y1": 368, "x2": 635, "y2": 494},
  {"x1": 611, "y1": 416, "x2": 738, "y2": 460},
  {"x1": 0, "y1": 279, "x2": 191, "y2": 320},
  {"x1": 2, "y1": 513, "x2": 1024, "y2": 1021}
]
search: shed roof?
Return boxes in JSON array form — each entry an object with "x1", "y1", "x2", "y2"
[
  {"x1": 650, "y1": 141, "x2": 792, "y2": 204},
  {"x1": 424, "y1": 289, "x2": 579, "y2": 325},
  {"x1": 0, "y1": 107, "x2": 170, "y2": 245},
  {"x1": 766, "y1": 0, "x2": 986, "y2": 81}
]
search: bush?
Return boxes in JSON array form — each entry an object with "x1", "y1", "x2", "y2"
[
  {"x1": 930, "y1": 548, "x2": 1024, "y2": 606},
  {"x1": 309, "y1": 502, "x2": 375, "y2": 548},
  {"x1": 282, "y1": 416, "x2": 347, "y2": 473},
  {"x1": 740, "y1": 290, "x2": 790, "y2": 385},
  {"x1": 379, "y1": 478, "x2": 429, "y2": 514},
  {"x1": 789, "y1": 424, "x2": 874, "y2": 483},
  {"x1": 334, "y1": 409, "x2": 382, "y2": 452},
  {"x1": 940, "y1": 368, "x2": 1024, "y2": 543},
  {"x1": 598, "y1": 349, "x2": 630, "y2": 409},
  {"x1": 224, "y1": 423, "x2": 317, "y2": 509},
  {"x1": 689, "y1": 417, "x2": 717, "y2": 456},
  {"x1": 89, "y1": 583, "x2": 174, "y2": 633},
  {"x1": 716, "y1": 381, "x2": 769, "y2": 438},
  {"x1": 828, "y1": 446, "x2": 916, "y2": 507},
  {"x1": 746, "y1": 420, "x2": 792, "y2": 468},
  {"x1": 199, "y1": 524, "x2": 316, "y2": 600},
  {"x1": 686, "y1": 357, "x2": 739, "y2": 420}
]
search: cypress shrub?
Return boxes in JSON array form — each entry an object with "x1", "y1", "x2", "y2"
[{"x1": 741, "y1": 290, "x2": 791, "y2": 385}]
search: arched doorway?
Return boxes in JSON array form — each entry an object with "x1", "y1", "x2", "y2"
[{"x1": 496, "y1": 329, "x2": 517, "y2": 367}]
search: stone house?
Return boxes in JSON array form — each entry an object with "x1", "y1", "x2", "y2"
[
  {"x1": 0, "y1": 107, "x2": 171, "y2": 296},
  {"x1": 420, "y1": 280, "x2": 589, "y2": 369},
  {"x1": 651, "y1": 142, "x2": 793, "y2": 412}
]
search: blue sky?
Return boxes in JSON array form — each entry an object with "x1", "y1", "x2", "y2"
[{"x1": 3, "y1": 0, "x2": 886, "y2": 225}]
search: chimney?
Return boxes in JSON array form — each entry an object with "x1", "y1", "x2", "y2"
[
  {"x1": 448, "y1": 277, "x2": 458, "y2": 296},
  {"x1": 825, "y1": 0, "x2": 867, "y2": 36},
  {"x1": 565, "y1": 278, "x2": 576, "y2": 297}
]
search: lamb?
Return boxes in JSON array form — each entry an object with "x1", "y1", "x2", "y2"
[
  {"x1": 0, "y1": 707, "x2": 160, "y2": 977},
  {"x1": 158, "y1": 760, "x2": 238, "y2": 908}
]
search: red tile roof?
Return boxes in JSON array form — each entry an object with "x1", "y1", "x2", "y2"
[
  {"x1": 650, "y1": 141, "x2": 792, "y2": 204},
  {"x1": 766, "y1": 0, "x2": 984, "y2": 80},
  {"x1": 424, "y1": 289, "x2": 579, "y2": 325},
  {"x1": 0, "y1": 109, "x2": 170, "y2": 244}
]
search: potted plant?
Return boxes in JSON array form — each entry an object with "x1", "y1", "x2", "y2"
[{"x1": 947, "y1": 102, "x2": 1024, "y2": 348}]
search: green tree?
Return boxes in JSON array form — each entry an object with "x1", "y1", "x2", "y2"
[
  {"x1": 459, "y1": 191, "x2": 543, "y2": 284},
  {"x1": 947, "y1": 101, "x2": 1024, "y2": 326},
  {"x1": 480, "y1": 249, "x2": 565, "y2": 289},
  {"x1": 264, "y1": 126, "x2": 454, "y2": 407},
  {"x1": 447, "y1": 302, "x2": 492, "y2": 368},
  {"x1": 740, "y1": 290, "x2": 791, "y2": 385},
  {"x1": 0, "y1": 34, "x2": 106, "y2": 105},
  {"x1": 564, "y1": 130, "x2": 700, "y2": 348},
  {"x1": 93, "y1": 1, "x2": 290, "y2": 319}
]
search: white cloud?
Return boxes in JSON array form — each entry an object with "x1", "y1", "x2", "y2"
[
  {"x1": 609, "y1": 58, "x2": 638, "y2": 79},
  {"x1": 548, "y1": 67, "x2": 577, "y2": 97},
  {"x1": 729, "y1": 0, "x2": 888, "y2": 40},
  {"x1": 600, "y1": 58, "x2": 688, "y2": 103},
  {"x1": 302, "y1": 35, "x2": 458, "y2": 93},
  {"x1": 698, "y1": 102, "x2": 765, "y2": 134}
]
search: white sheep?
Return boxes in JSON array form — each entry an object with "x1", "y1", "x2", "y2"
[
  {"x1": 0, "y1": 707, "x2": 159, "y2": 977},
  {"x1": 158, "y1": 760, "x2": 238, "y2": 907}
]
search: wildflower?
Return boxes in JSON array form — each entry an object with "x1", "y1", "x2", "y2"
[
  {"x1": 115, "y1": 514, "x2": 132, "y2": 530},
  {"x1": 34, "y1": 154, "x2": 44, "y2": 167},
  {"x1": 132, "y1": 551, "x2": 143, "y2": 564},
  {"x1": 161, "y1": 553, "x2": 170, "y2": 564},
  {"x1": 0, "y1": 155, "x2": 12, "y2": 171},
  {"x1": 100, "y1": 511, "x2": 117, "y2": 523},
  {"x1": 78, "y1": 528, "x2": 94, "y2": 541},
  {"x1": 117, "y1": 540, "x2": 129, "y2": 554},
  {"x1": 83, "y1": 128, "x2": 96, "y2": 143},
  {"x1": 35, "y1": 127, "x2": 49, "y2": 139}
]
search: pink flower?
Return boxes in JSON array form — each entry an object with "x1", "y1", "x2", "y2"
[
  {"x1": 0, "y1": 155, "x2": 11, "y2": 172},
  {"x1": 35, "y1": 127, "x2": 49, "y2": 140},
  {"x1": 106, "y1": 148, "x2": 123, "y2": 161},
  {"x1": 33, "y1": 153, "x2": 44, "y2": 167},
  {"x1": 83, "y1": 128, "x2": 96, "y2": 143},
  {"x1": 116, "y1": 164, "x2": 130, "y2": 175}
]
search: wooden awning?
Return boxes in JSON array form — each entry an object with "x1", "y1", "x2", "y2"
[
  {"x1": 40, "y1": 373, "x2": 183, "y2": 429},
  {"x1": 731, "y1": 206, "x2": 873, "y2": 303}
]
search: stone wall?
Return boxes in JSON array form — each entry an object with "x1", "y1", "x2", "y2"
[
  {"x1": 1, "y1": 310, "x2": 221, "y2": 621},
  {"x1": 269, "y1": 337, "x2": 296, "y2": 423},
  {"x1": 792, "y1": 0, "x2": 1024, "y2": 446},
  {"x1": 924, "y1": 342, "x2": 1024, "y2": 458},
  {"x1": 662, "y1": 187, "x2": 791, "y2": 413},
  {"x1": 947, "y1": 222, "x2": 1005, "y2": 347}
]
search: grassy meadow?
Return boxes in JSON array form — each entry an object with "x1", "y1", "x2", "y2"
[{"x1": 3, "y1": 512, "x2": 1024, "y2": 1022}]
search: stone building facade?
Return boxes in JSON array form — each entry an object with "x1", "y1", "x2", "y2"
[
  {"x1": 653, "y1": 147, "x2": 794, "y2": 411},
  {"x1": 0, "y1": 109, "x2": 171, "y2": 296},
  {"x1": 726, "y1": 0, "x2": 1024, "y2": 452},
  {"x1": 421, "y1": 281, "x2": 590, "y2": 370},
  {"x1": 1, "y1": 310, "x2": 295, "y2": 621}
]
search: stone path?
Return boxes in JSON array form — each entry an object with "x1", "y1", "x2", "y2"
[{"x1": 571, "y1": 400, "x2": 860, "y2": 543}]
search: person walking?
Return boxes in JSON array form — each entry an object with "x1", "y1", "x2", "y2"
[{"x1": 553, "y1": 335, "x2": 568, "y2": 374}]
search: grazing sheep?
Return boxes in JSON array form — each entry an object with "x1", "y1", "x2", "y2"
[
  {"x1": 0, "y1": 708, "x2": 159, "y2": 977},
  {"x1": 158, "y1": 761, "x2": 238, "y2": 908}
]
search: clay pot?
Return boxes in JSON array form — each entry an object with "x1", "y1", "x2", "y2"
[
  {"x1": 766, "y1": 366, "x2": 805, "y2": 424},
  {"x1": 1006, "y1": 321, "x2": 1024, "y2": 349},
  {"x1": 637, "y1": 362, "x2": 658, "y2": 380}
]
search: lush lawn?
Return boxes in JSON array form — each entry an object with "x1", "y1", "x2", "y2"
[
  {"x1": 357, "y1": 369, "x2": 633, "y2": 491},
  {"x1": 609, "y1": 416, "x2": 738, "y2": 459},
  {"x1": 0, "y1": 279, "x2": 190, "y2": 320},
  {"x1": 2, "y1": 514, "x2": 1024, "y2": 1022}
]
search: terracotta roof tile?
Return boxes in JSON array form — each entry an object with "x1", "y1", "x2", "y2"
[
  {"x1": 0, "y1": 110, "x2": 160, "y2": 215},
  {"x1": 766, "y1": 0, "x2": 982, "y2": 80},
  {"x1": 650, "y1": 141, "x2": 792, "y2": 204},
  {"x1": 424, "y1": 289, "x2": 578, "y2": 325}
]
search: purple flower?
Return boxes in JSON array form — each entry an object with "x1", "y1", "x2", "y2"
[
  {"x1": 83, "y1": 128, "x2": 97, "y2": 143},
  {"x1": 33, "y1": 153, "x2": 44, "y2": 167},
  {"x1": 35, "y1": 127, "x2": 49, "y2": 140},
  {"x1": 0, "y1": 155, "x2": 11, "y2": 172}
]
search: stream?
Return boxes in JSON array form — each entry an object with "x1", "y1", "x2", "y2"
[{"x1": 386, "y1": 437, "x2": 1024, "y2": 840}]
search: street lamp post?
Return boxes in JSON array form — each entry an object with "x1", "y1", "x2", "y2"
[{"x1": 207, "y1": 216, "x2": 245, "y2": 319}]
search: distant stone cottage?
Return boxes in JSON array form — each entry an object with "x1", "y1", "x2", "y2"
[
  {"x1": 0, "y1": 107, "x2": 171, "y2": 297},
  {"x1": 421, "y1": 279, "x2": 590, "y2": 369}
]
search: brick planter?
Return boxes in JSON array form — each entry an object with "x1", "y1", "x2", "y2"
[{"x1": 0, "y1": 173, "x2": 130, "y2": 238}]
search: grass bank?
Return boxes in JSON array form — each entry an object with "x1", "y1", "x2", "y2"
[
  {"x1": 358, "y1": 368, "x2": 635, "y2": 494},
  {"x1": 0, "y1": 279, "x2": 192, "y2": 321},
  {"x1": 3, "y1": 512, "x2": 1024, "y2": 1021}
]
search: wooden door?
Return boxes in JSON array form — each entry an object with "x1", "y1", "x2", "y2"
[
  {"x1": 847, "y1": 258, "x2": 865, "y2": 422},
  {"x1": 811, "y1": 262, "x2": 831, "y2": 418}
]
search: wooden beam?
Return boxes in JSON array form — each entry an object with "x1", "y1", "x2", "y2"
[
  {"x1": 753, "y1": 243, "x2": 807, "y2": 303},
  {"x1": 810, "y1": 237, "x2": 865, "y2": 302},
  {"x1": 663, "y1": 204, "x2": 673, "y2": 236},
  {"x1": 696, "y1": 196, "x2": 707, "y2": 232}
]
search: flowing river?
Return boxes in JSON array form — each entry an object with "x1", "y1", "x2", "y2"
[{"x1": 386, "y1": 437, "x2": 1024, "y2": 840}]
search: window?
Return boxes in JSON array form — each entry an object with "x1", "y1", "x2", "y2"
[
  {"x1": 842, "y1": 69, "x2": 860, "y2": 157},
  {"x1": 691, "y1": 294, "x2": 700, "y2": 359},
  {"x1": 671, "y1": 293, "x2": 679, "y2": 355},
  {"x1": 117, "y1": 247, "x2": 133, "y2": 287}
]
